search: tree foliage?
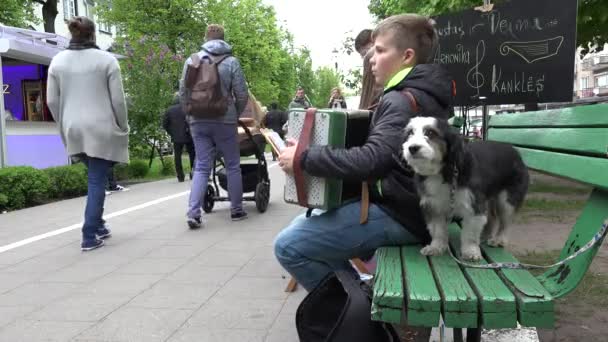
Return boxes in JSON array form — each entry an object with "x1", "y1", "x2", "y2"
[
  {"x1": 313, "y1": 67, "x2": 342, "y2": 108},
  {"x1": 0, "y1": 0, "x2": 37, "y2": 28},
  {"x1": 368, "y1": 0, "x2": 607, "y2": 55}
]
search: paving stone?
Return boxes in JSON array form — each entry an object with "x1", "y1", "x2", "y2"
[
  {"x1": 38, "y1": 263, "x2": 119, "y2": 283},
  {"x1": 0, "y1": 319, "x2": 92, "y2": 342},
  {"x1": 127, "y1": 280, "x2": 217, "y2": 309},
  {"x1": 167, "y1": 326, "x2": 267, "y2": 342},
  {"x1": 191, "y1": 249, "x2": 255, "y2": 267},
  {"x1": 0, "y1": 306, "x2": 38, "y2": 329},
  {"x1": 239, "y1": 258, "x2": 287, "y2": 278},
  {"x1": 187, "y1": 298, "x2": 283, "y2": 330},
  {"x1": 0, "y1": 273, "x2": 39, "y2": 295},
  {"x1": 166, "y1": 265, "x2": 239, "y2": 288},
  {"x1": 25, "y1": 293, "x2": 131, "y2": 322},
  {"x1": 75, "y1": 307, "x2": 192, "y2": 342},
  {"x1": 73, "y1": 274, "x2": 162, "y2": 296},
  {"x1": 215, "y1": 276, "x2": 290, "y2": 300},
  {"x1": 114, "y1": 257, "x2": 185, "y2": 275},
  {"x1": 0, "y1": 282, "x2": 80, "y2": 307},
  {"x1": 144, "y1": 244, "x2": 205, "y2": 259}
]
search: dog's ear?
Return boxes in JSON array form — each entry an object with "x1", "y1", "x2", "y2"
[{"x1": 443, "y1": 123, "x2": 465, "y2": 181}]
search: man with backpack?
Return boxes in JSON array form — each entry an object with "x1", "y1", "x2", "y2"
[{"x1": 179, "y1": 24, "x2": 249, "y2": 229}]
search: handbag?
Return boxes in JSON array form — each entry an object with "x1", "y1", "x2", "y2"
[{"x1": 296, "y1": 270, "x2": 399, "y2": 342}]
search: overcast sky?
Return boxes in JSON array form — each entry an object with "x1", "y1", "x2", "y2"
[{"x1": 262, "y1": 0, "x2": 377, "y2": 73}]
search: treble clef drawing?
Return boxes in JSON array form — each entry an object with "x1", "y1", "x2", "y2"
[{"x1": 466, "y1": 40, "x2": 486, "y2": 96}]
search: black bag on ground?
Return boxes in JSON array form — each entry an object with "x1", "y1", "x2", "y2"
[{"x1": 295, "y1": 270, "x2": 399, "y2": 342}]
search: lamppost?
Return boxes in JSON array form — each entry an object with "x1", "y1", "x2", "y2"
[{"x1": 332, "y1": 48, "x2": 339, "y2": 72}]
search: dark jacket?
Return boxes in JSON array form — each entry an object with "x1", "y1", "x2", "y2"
[
  {"x1": 264, "y1": 109, "x2": 288, "y2": 136},
  {"x1": 328, "y1": 96, "x2": 347, "y2": 109},
  {"x1": 299, "y1": 64, "x2": 454, "y2": 242},
  {"x1": 162, "y1": 104, "x2": 191, "y2": 143},
  {"x1": 288, "y1": 97, "x2": 311, "y2": 109},
  {"x1": 179, "y1": 40, "x2": 249, "y2": 124}
]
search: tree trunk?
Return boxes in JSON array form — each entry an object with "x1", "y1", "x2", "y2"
[{"x1": 41, "y1": 0, "x2": 58, "y2": 33}]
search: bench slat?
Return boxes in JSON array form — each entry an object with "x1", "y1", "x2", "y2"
[
  {"x1": 428, "y1": 226, "x2": 479, "y2": 328},
  {"x1": 489, "y1": 104, "x2": 608, "y2": 128},
  {"x1": 402, "y1": 246, "x2": 441, "y2": 327},
  {"x1": 488, "y1": 128, "x2": 608, "y2": 157},
  {"x1": 516, "y1": 147, "x2": 608, "y2": 189},
  {"x1": 482, "y1": 246, "x2": 554, "y2": 328},
  {"x1": 372, "y1": 247, "x2": 404, "y2": 324},
  {"x1": 448, "y1": 226, "x2": 518, "y2": 329}
]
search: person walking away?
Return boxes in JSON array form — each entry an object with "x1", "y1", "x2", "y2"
[
  {"x1": 327, "y1": 87, "x2": 347, "y2": 109},
  {"x1": 163, "y1": 96, "x2": 195, "y2": 182},
  {"x1": 179, "y1": 24, "x2": 249, "y2": 229},
  {"x1": 47, "y1": 17, "x2": 129, "y2": 251},
  {"x1": 263, "y1": 102, "x2": 287, "y2": 160}
]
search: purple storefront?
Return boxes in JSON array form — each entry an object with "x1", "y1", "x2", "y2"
[{"x1": 0, "y1": 25, "x2": 70, "y2": 169}]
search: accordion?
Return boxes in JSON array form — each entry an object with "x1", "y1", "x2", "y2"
[{"x1": 284, "y1": 108, "x2": 371, "y2": 210}]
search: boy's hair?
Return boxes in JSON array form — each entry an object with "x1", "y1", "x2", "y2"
[
  {"x1": 354, "y1": 29, "x2": 372, "y2": 53},
  {"x1": 205, "y1": 24, "x2": 225, "y2": 41},
  {"x1": 372, "y1": 14, "x2": 437, "y2": 64}
]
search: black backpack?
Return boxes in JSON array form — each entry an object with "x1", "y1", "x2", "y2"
[{"x1": 296, "y1": 270, "x2": 399, "y2": 342}]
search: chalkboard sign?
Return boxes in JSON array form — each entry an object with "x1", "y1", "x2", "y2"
[{"x1": 433, "y1": 0, "x2": 577, "y2": 105}]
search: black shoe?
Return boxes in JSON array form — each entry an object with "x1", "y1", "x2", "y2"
[
  {"x1": 231, "y1": 212, "x2": 248, "y2": 221},
  {"x1": 96, "y1": 227, "x2": 112, "y2": 239},
  {"x1": 178, "y1": 177, "x2": 185, "y2": 183},
  {"x1": 187, "y1": 217, "x2": 202, "y2": 229},
  {"x1": 81, "y1": 239, "x2": 105, "y2": 252}
]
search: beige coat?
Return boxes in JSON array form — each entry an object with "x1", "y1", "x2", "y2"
[{"x1": 47, "y1": 49, "x2": 129, "y2": 164}]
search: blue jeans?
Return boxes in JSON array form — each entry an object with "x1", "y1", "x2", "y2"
[
  {"x1": 274, "y1": 201, "x2": 420, "y2": 291},
  {"x1": 188, "y1": 122, "x2": 243, "y2": 219},
  {"x1": 82, "y1": 157, "x2": 113, "y2": 242}
]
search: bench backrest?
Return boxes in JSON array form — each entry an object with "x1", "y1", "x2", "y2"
[
  {"x1": 488, "y1": 103, "x2": 608, "y2": 189},
  {"x1": 487, "y1": 103, "x2": 608, "y2": 298}
]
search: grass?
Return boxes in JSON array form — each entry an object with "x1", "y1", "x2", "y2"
[{"x1": 529, "y1": 180, "x2": 590, "y2": 195}]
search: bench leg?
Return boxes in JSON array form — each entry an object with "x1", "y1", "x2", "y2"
[{"x1": 454, "y1": 328, "x2": 481, "y2": 342}]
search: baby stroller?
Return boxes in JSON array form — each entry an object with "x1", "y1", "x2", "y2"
[{"x1": 203, "y1": 95, "x2": 271, "y2": 214}]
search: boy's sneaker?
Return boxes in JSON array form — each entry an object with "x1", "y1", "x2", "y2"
[
  {"x1": 187, "y1": 217, "x2": 202, "y2": 229},
  {"x1": 96, "y1": 227, "x2": 112, "y2": 239},
  {"x1": 81, "y1": 239, "x2": 105, "y2": 252},
  {"x1": 231, "y1": 211, "x2": 248, "y2": 221}
]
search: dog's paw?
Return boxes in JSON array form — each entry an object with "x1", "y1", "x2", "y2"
[
  {"x1": 487, "y1": 236, "x2": 508, "y2": 248},
  {"x1": 461, "y1": 245, "x2": 482, "y2": 261},
  {"x1": 420, "y1": 244, "x2": 447, "y2": 256}
]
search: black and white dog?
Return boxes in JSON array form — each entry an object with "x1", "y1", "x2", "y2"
[{"x1": 402, "y1": 117, "x2": 529, "y2": 261}]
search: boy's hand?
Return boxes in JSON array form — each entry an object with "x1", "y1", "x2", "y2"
[{"x1": 279, "y1": 138, "x2": 298, "y2": 174}]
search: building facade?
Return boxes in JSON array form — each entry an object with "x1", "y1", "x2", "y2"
[
  {"x1": 30, "y1": 0, "x2": 115, "y2": 50},
  {"x1": 573, "y1": 44, "x2": 608, "y2": 99}
]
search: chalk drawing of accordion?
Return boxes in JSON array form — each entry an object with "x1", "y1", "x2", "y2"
[{"x1": 499, "y1": 36, "x2": 564, "y2": 63}]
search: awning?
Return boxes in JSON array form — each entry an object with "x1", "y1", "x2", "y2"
[{"x1": 0, "y1": 25, "x2": 69, "y2": 66}]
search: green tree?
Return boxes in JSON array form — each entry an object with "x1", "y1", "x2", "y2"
[
  {"x1": 368, "y1": 0, "x2": 607, "y2": 55},
  {"x1": 313, "y1": 67, "x2": 342, "y2": 108},
  {"x1": 0, "y1": 0, "x2": 37, "y2": 28},
  {"x1": 293, "y1": 47, "x2": 317, "y2": 105}
]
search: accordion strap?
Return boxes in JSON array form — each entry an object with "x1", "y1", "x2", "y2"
[{"x1": 293, "y1": 108, "x2": 317, "y2": 207}]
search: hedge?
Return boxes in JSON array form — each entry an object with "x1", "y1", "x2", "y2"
[{"x1": 0, "y1": 159, "x2": 161, "y2": 212}]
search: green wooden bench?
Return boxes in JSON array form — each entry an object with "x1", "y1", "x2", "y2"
[{"x1": 372, "y1": 104, "x2": 608, "y2": 341}]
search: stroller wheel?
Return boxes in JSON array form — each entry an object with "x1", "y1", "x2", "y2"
[
  {"x1": 203, "y1": 186, "x2": 215, "y2": 213},
  {"x1": 255, "y1": 181, "x2": 270, "y2": 213}
]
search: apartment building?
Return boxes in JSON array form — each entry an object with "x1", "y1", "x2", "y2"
[
  {"x1": 30, "y1": 0, "x2": 115, "y2": 50},
  {"x1": 574, "y1": 44, "x2": 608, "y2": 99}
]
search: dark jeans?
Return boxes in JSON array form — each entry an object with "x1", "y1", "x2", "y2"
[
  {"x1": 188, "y1": 122, "x2": 243, "y2": 218},
  {"x1": 174, "y1": 142, "x2": 195, "y2": 181},
  {"x1": 82, "y1": 157, "x2": 113, "y2": 243},
  {"x1": 107, "y1": 166, "x2": 117, "y2": 190}
]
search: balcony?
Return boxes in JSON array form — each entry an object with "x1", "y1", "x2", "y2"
[{"x1": 582, "y1": 55, "x2": 608, "y2": 71}]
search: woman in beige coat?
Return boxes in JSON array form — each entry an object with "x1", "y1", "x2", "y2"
[{"x1": 47, "y1": 16, "x2": 129, "y2": 251}]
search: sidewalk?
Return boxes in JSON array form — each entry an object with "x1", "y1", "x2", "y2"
[{"x1": 0, "y1": 163, "x2": 306, "y2": 341}]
